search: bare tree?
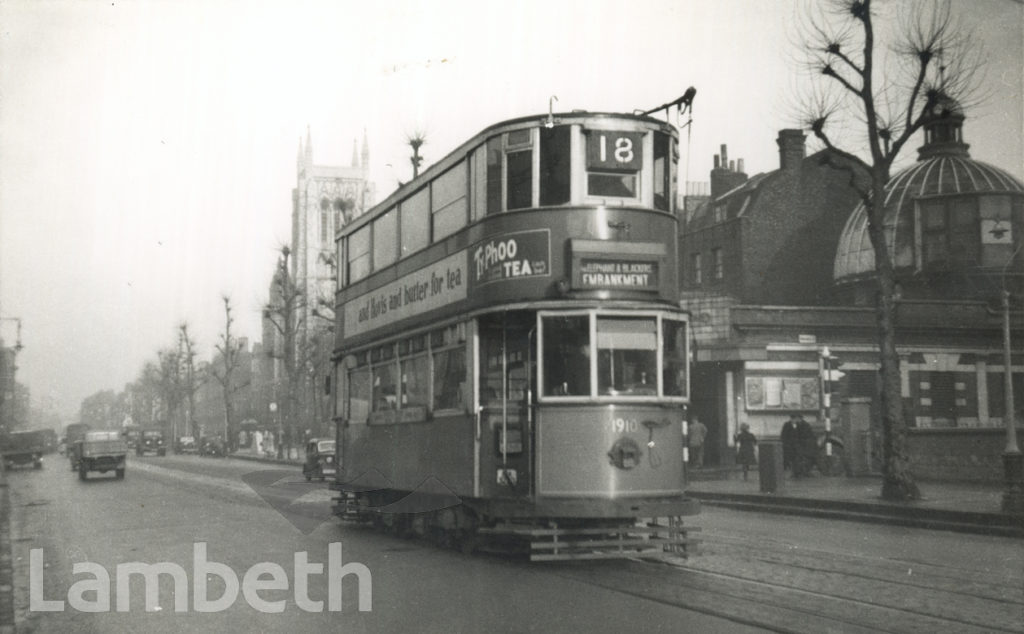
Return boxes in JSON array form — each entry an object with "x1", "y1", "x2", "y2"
[
  {"x1": 407, "y1": 131, "x2": 426, "y2": 179},
  {"x1": 264, "y1": 246, "x2": 305, "y2": 458},
  {"x1": 794, "y1": 0, "x2": 984, "y2": 500},
  {"x1": 211, "y1": 295, "x2": 247, "y2": 452},
  {"x1": 177, "y1": 322, "x2": 204, "y2": 438}
]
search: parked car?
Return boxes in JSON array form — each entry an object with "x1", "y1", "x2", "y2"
[
  {"x1": 198, "y1": 436, "x2": 225, "y2": 457},
  {"x1": 175, "y1": 436, "x2": 197, "y2": 454},
  {"x1": 77, "y1": 430, "x2": 127, "y2": 480},
  {"x1": 1, "y1": 429, "x2": 47, "y2": 471},
  {"x1": 136, "y1": 429, "x2": 167, "y2": 456},
  {"x1": 302, "y1": 438, "x2": 336, "y2": 482}
]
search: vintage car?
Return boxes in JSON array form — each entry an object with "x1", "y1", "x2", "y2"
[
  {"x1": 303, "y1": 438, "x2": 336, "y2": 482},
  {"x1": 198, "y1": 436, "x2": 225, "y2": 457},
  {"x1": 175, "y1": 436, "x2": 197, "y2": 454},
  {"x1": 136, "y1": 429, "x2": 167, "y2": 456},
  {"x1": 77, "y1": 430, "x2": 127, "y2": 480},
  {"x1": 1, "y1": 429, "x2": 47, "y2": 471}
]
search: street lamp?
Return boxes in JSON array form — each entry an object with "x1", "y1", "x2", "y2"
[{"x1": 996, "y1": 238, "x2": 1022, "y2": 514}]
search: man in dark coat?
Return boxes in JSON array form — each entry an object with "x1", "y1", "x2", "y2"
[
  {"x1": 781, "y1": 415, "x2": 798, "y2": 472},
  {"x1": 793, "y1": 415, "x2": 817, "y2": 478}
]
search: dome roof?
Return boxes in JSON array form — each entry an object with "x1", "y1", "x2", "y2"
[{"x1": 834, "y1": 107, "x2": 1024, "y2": 281}]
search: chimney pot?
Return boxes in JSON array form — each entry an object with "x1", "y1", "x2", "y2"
[
  {"x1": 713, "y1": 154, "x2": 720, "y2": 169},
  {"x1": 720, "y1": 144, "x2": 728, "y2": 167},
  {"x1": 738, "y1": 158, "x2": 745, "y2": 173}
]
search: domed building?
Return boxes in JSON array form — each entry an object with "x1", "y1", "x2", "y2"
[
  {"x1": 834, "y1": 97, "x2": 1024, "y2": 306},
  {"x1": 679, "y1": 104, "x2": 1022, "y2": 482}
]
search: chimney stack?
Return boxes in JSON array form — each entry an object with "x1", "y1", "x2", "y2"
[
  {"x1": 777, "y1": 129, "x2": 806, "y2": 171},
  {"x1": 710, "y1": 143, "x2": 749, "y2": 198}
]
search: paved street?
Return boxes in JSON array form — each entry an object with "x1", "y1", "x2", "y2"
[{"x1": 4, "y1": 454, "x2": 1023, "y2": 633}]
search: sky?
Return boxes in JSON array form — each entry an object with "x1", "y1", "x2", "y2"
[{"x1": 1, "y1": 0, "x2": 1022, "y2": 420}]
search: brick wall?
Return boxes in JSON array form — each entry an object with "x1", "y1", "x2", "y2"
[{"x1": 907, "y1": 428, "x2": 1019, "y2": 483}]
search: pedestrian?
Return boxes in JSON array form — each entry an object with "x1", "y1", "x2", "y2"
[
  {"x1": 781, "y1": 414, "x2": 798, "y2": 472},
  {"x1": 734, "y1": 423, "x2": 758, "y2": 481},
  {"x1": 687, "y1": 416, "x2": 707, "y2": 469},
  {"x1": 793, "y1": 415, "x2": 817, "y2": 477}
]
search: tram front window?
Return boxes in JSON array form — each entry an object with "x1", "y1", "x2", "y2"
[
  {"x1": 542, "y1": 315, "x2": 591, "y2": 396},
  {"x1": 596, "y1": 317, "x2": 657, "y2": 396}
]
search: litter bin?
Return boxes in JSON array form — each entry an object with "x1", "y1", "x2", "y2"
[{"x1": 758, "y1": 440, "x2": 785, "y2": 493}]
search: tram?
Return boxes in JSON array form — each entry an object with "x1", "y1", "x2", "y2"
[{"x1": 330, "y1": 108, "x2": 700, "y2": 560}]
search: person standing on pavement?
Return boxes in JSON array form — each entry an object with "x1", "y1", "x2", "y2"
[
  {"x1": 793, "y1": 415, "x2": 817, "y2": 477},
  {"x1": 781, "y1": 414, "x2": 798, "y2": 472},
  {"x1": 687, "y1": 416, "x2": 707, "y2": 469},
  {"x1": 734, "y1": 423, "x2": 758, "y2": 481}
]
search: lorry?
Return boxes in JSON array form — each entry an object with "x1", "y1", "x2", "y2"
[
  {"x1": 65, "y1": 423, "x2": 90, "y2": 471},
  {"x1": 1, "y1": 429, "x2": 47, "y2": 470},
  {"x1": 77, "y1": 430, "x2": 127, "y2": 480}
]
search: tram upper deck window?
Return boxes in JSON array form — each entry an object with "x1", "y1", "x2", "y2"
[
  {"x1": 347, "y1": 225, "x2": 371, "y2": 284},
  {"x1": 486, "y1": 130, "x2": 534, "y2": 214},
  {"x1": 373, "y1": 208, "x2": 398, "y2": 268},
  {"x1": 586, "y1": 130, "x2": 643, "y2": 200},
  {"x1": 540, "y1": 125, "x2": 570, "y2": 206},
  {"x1": 401, "y1": 189, "x2": 429, "y2": 258},
  {"x1": 653, "y1": 131, "x2": 674, "y2": 211},
  {"x1": 596, "y1": 316, "x2": 657, "y2": 396}
]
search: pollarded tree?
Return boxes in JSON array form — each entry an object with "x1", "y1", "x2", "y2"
[
  {"x1": 211, "y1": 296, "x2": 247, "y2": 451},
  {"x1": 793, "y1": 0, "x2": 985, "y2": 500}
]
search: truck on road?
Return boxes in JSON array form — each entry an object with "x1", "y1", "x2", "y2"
[
  {"x1": 1, "y1": 429, "x2": 47, "y2": 470},
  {"x1": 77, "y1": 430, "x2": 127, "y2": 480}
]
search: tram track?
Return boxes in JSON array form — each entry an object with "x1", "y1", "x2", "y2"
[{"x1": 541, "y1": 540, "x2": 1023, "y2": 633}]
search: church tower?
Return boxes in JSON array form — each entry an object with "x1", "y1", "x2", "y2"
[{"x1": 292, "y1": 127, "x2": 376, "y2": 327}]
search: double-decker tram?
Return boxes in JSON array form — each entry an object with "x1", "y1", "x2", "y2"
[{"x1": 330, "y1": 108, "x2": 700, "y2": 560}]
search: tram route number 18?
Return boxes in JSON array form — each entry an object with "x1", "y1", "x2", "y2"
[
  {"x1": 609, "y1": 417, "x2": 639, "y2": 434},
  {"x1": 587, "y1": 131, "x2": 643, "y2": 171}
]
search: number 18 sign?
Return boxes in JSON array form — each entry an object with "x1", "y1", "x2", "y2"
[{"x1": 586, "y1": 130, "x2": 643, "y2": 171}]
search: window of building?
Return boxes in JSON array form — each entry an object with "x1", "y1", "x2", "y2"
[
  {"x1": 320, "y1": 199, "x2": 331, "y2": 247},
  {"x1": 373, "y1": 208, "x2": 398, "y2": 268},
  {"x1": 712, "y1": 247, "x2": 724, "y2": 280},
  {"x1": 692, "y1": 252, "x2": 703, "y2": 285},
  {"x1": 347, "y1": 225, "x2": 371, "y2": 283},
  {"x1": 980, "y1": 195, "x2": 1018, "y2": 267},
  {"x1": 432, "y1": 165, "x2": 468, "y2": 240},
  {"x1": 400, "y1": 189, "x2": 429, "y2": 257},
  {"x1": 540, "y1": 125, "x2": 571, "y2": 206}
]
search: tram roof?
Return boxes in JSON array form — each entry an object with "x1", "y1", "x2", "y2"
[{"x1": 338, "y1": 110, "x2": 677, "y2": 237}]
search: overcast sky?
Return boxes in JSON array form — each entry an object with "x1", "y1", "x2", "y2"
[{"x1": 1, "y1": 0, "x2": 1021, "y2": 420}]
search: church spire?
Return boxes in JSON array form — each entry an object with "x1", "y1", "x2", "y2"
[{"x1": 305, "y1": 125, "x2": 313, "y2": 164}]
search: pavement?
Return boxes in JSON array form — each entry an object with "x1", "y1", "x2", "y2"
[{"x1": 686, "y1": 467, "x2": 1024, "y2": 538}]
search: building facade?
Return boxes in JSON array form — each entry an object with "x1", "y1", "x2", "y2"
[{"x1": 680, "y1": 106, "x2": 1023, "y2": 482}]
